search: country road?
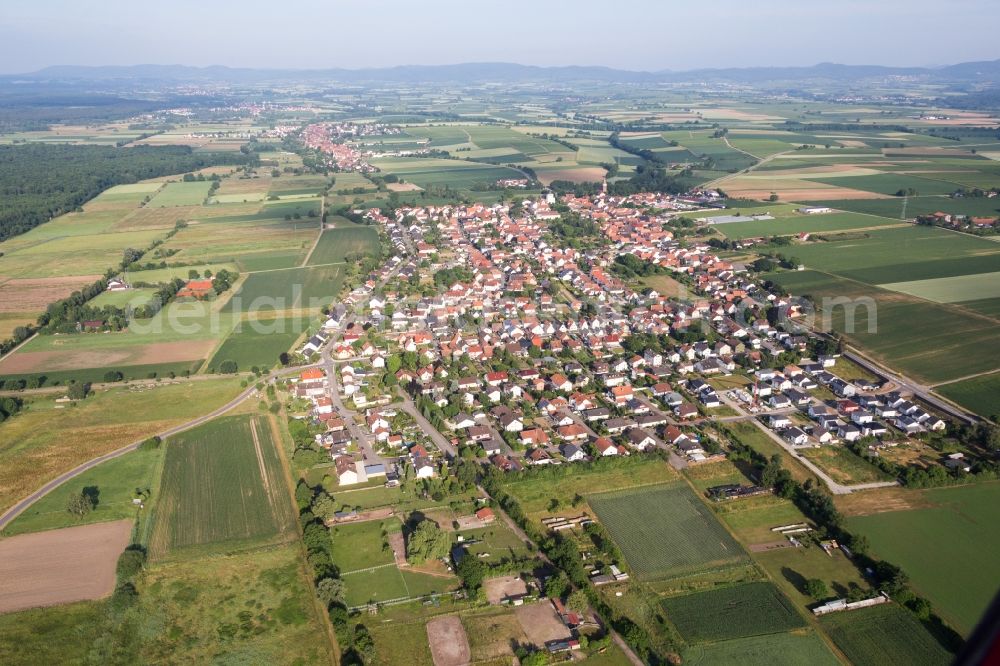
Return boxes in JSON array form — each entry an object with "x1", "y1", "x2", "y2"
[{"x1": 0, "y1": 363, "x2": 320, "y2": 532}]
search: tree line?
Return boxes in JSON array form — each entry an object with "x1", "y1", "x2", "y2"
[{"x1": 0, "y1": 143, "x2": 247, "y2": 242}]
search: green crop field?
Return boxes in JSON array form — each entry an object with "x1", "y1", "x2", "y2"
[
  {"x1": 370, "y1": 157, "x2": 524, "y2": 189},
  {"x1": 149, "y1": 181, "x2": 213, "y2": 207},
  {"x1": 207, "y1": 320, "x2": 301, "y2": 371},
  {"x1": 936, "y1": 372, "x2": 1000, "y2": 418},
  {"x1": 681, "y1": 631, "x2": 840, "y2": 666},
  {"x1": 588, "y1": 482, "x2": 745, "y2": 579},
  {"x1": 714, "y1": 211, "x2": 902, "y2": 240},
  {"x1": 307, "y1": 226, "x2": 380, "y2": 265},
  {"x1": 785, "y1": 226, "x2": 1000, "y2": 284},
  {"x1": 878, "y1": 270, "x2": 1000, "y2": 303},
  {"x1": 662, "y1": 583, "x2": 804, "y2": 643},
  {"x1": 806, "y1": 173, "x2": 960, "y2": 196},
  {"x1": 820, "y1": 603, "x2": 953, "y2": 665},
  {"x1": 149, "y1": 414, "x2": 294, "y2": 558},
  {"x1": 770, "y1": 270, "x2": 1000, "y2": 383},
  {"x1": 225, "y1": 264, "x2": 344, "y2": 313},
  {"x1": 847, "y1": 483, "x2": 1000, "y2": 635},
  {"x1": 807, "y1": 195, "x2": 1000, "y2": 219}
]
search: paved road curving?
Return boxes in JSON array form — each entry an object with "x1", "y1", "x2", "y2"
[{"x1": 0, "y1": 364, "x2": 315, "y2": 532}]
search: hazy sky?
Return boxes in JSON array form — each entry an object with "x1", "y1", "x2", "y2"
[{"x1": 1, "y1": 0, "x2": 998, "y2": 74}]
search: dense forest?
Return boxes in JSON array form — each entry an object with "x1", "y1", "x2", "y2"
[{"x1": 0, "y1": 144, "x2": 248, "y2": 242}]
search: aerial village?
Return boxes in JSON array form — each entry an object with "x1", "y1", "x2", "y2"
[{"x1": 286, "y1": 187, "x2": 957, "y2": 497}]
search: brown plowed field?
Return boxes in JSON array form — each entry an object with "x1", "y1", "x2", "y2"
[{"x1": 0, "y1": 519, "x2": 131, "y2": 613}]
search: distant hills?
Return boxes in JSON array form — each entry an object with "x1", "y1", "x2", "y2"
[{"x1": 13, "y1": 60, "x2": 1000, "y2": 85}]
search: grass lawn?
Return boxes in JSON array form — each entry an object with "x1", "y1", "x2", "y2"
[
  {"x1": 87, "y1": 288, "x2": 158, "y2": 309},
  {"x1": 0, "y1": 378, "x2": 243, "y2": 517},
  {"x1": 820, "y1": 603, "x2": 953, "y2": 665},
  {"x1": 588, "y1": 482, "x2": 746, "y2": 579},
  {"x1": 662, "y1": 582, "x2": 805, "y2": 643},
  {"x1": 330, "y1": 519, "x2": 396, "y2": 572},
  {"x1": 149, "y1": 413, "x2": 295, "y2": 559},
  {"x1": 712, "y1": 495, "x2": 811, "y2": 544},
  {"x1": 342, "y1": 565, "x2": 409, "y2": 607},
  {"x1": 3, "y1": 444, "x2": 163, "y2": 536},
  {"x1": 754, "y1": 542, "x2": 871, "y2": 611},
  {"x1": 681, "y1": 630, "x2": 841, "y2": 666},
  {"x1": 847, "y1": 482, "x2": 1000, "y2": 635}
]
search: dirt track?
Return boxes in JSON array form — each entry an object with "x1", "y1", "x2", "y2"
[
  {"x1": 426, "y1": 615, "x2": 470, "y2": 666},
  {"x1": 0, "y1": 519, "x2": 131, "y2": 613}
]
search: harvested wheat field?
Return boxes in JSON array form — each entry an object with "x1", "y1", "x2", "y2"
[
  {"x1": 427, "y1": 615, "x2": 470, "y2": 666},
  {"x1": 0, "y1": 340, "x2": 214, "y2": 375},
  {"x1": 0, "y1": 520, "x2": 131, "y2": 613},
  {"x1": 0, "y1": 276, "x2": 102, "y2": 314}
]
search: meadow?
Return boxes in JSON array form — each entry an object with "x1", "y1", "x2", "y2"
[
  {"x1": 502, "y1": 457, "x2": 677, "y2": 520},
  {"x1": 0, "y1": 378, "x2": 243, "y2": 516},
  {"x1": 847, "y1": 482, "x2": 1000, "y2": 635},
  {"x1": 136, "y1": 544, "x2": 334, "y2": 664},
  {"x1": 329, "y1": 519, "x2": 396, "y2": 572},
  {"x1": 661, "y1": 582, "x2": 804, "y2": 644},
  {"x1": 588, "y1": 482, "x2": 745, "y2": 580},
  {"x1": 307, "y1": 225, "x2": 381, "y2": 265},
  {"x1": 819, "y1": 603, "x2": 953, "y2": 665},
  {"x1": 149, "y1": 414, "x2": 295, "y2": 559},
  {"x1": 3, "y1": 444, "x2": 163, "y2": 536}
]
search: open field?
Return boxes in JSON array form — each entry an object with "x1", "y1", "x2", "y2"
[
  {"x1": 800, "y1": 445, "x2": 892, "y2": 485},
  {"x1": 370, "y1": 157, "x2": 524, "y2": 189},
  {"x1": 662, "y1": 582, "x2": 804, "y2": 644},
  {"x1": 207, "y1": 319, "x2": 302, "y2": 372},
  {"x1": 879, "y1": 270, "x2": 1000, "y2": 303},
  {"x1": 137, "y1": 543, "x2": 335, "y2": 664},
  {"x1": 307, "y1": 225, "x2": 380, "y2": 265},
  {"x1": 0, "y1": 519, "x2": 131, "y2": 613},
  {"x1": 847, "y1": 482, "x2": 1000, "y2": 635},
  {"x1": 820, "y1": 603, "x2": 953, "y2": 665},
  {"x1": 0, "y1": 600, "x2": 105, "y2": 663},
  {"x1": 936, "y1": 371, "x2": 1000, "y2": 418},
  {"x1": 4, "y1": 444, "x2": 162, "y2": 536},
  {"x1": 225, "y1": 264, "x2": 344, "y2": 313},
  {"x1": 148, "y1": 181, "x2": 213, "y2": 207},
  {"x1": 713, "y1": 211, "x2": 904, "y2": 240},
  {"x1": 0, "y1": 276, "x2": 102, "y2": 316},
  {"x1": 0, "y1": 378, "x2": 243, "y2": 516},
  {"x1": 681, "y1": 630, "x2": 841, "y2": 666},
  {"x1": 588, "y1": 482, "x2": 745, "y2": 579},
  {"x1": 149, "y1": 414, "x2": 294, "y2": 558},
  {"x1": 502, "y1": 457, "x2": 677, "y2": 520}
]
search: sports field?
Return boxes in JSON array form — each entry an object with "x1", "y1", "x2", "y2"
[
  {"x1": 847, "y1": 482, "x2": 1000, "y2": 635},
  {"x1": 820, "y1": 603, "x2": 953, "y2": 665},
  {"x1": 149, "y1": 414, "x2": 294, "y2": 558},
  {"x1": 662, "y1": 582, "x2": 804, "y2": 643},
  {"x1": 588, "y1": 482, "x2": 745, "y2": 579}
]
